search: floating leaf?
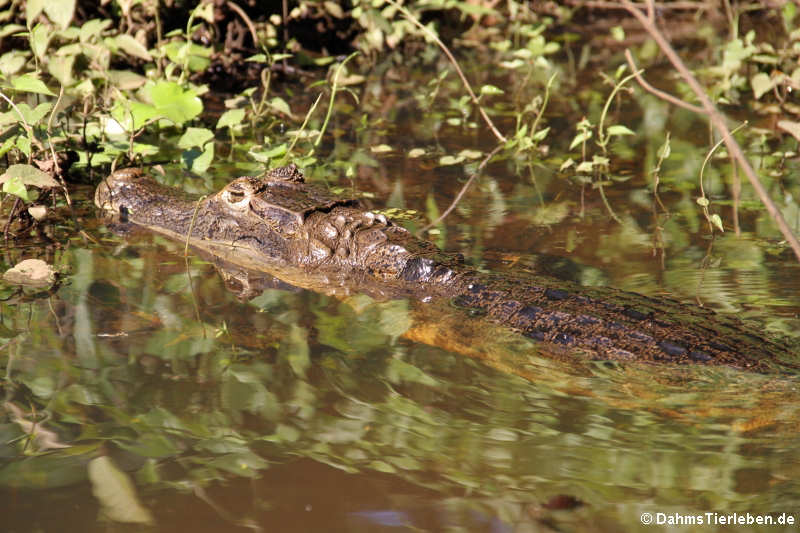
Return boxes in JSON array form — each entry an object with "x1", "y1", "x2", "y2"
[
  {"x1": 438, "y1": 155, "x2": 464, "y2": 166},
  {"x1": 457, "y1": 149, "x2": 483, "y2": 159},
  {"x1": 408, "y1": 148, "x2": 425, "y2": 158},
  {"x1": 371, "y1": 144, "x2": 393, "y2": 153},
  {"x1": 88, "y1": 456, "x2": 154, "y2": 525}
]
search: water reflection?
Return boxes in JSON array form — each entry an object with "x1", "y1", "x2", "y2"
[{"x1": 2, "y1": 229, "x2": 800, "y2": 532}]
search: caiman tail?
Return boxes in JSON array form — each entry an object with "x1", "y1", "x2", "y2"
[{"x1": 94, "y1": 165, "x2": 798, "y2": 372}]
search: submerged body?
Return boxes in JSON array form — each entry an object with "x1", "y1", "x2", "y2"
[{"x1": 95, "y1": 165, "x2": 796, "y2": 371}]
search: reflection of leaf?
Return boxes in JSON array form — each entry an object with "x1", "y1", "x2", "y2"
[
  {"x1": 386, "y1": 358, "x2": 439, "y2": 386},
  {"x1": 208, "y1": 450, "x2": 269, "y2": 478},
  {"x1": 284, "y1": 325, "x2": 310, "y2": 377},
  {"x1": 88, "y1": 456, "x2": 154, "y2": 525}
]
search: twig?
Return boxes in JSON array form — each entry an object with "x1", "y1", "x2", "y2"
[
  {"x1": 565, "y1": 0, "x2": 711, "y2": 10},
  {"x1": 226, "y1": 1, "x2": 259, "y2": 49},
  {"x1": 385, "y1": 0, "x2": 506, "y2": 143},
  {"x1": 620, "y1": 0, "x2": 800, "y2": 262},
  {"x1": 416, "y1": 144, "x2": 504, "y2": 236},
  {"x1": 624, "y1": 50, "x2": 705, "y2": 114}
]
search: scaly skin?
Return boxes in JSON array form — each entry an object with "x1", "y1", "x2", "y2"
[{"x1": 95, "y1": 165, "x2": 798, "y2": 372}]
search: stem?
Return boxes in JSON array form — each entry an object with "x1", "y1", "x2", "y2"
[
  {"x1": 385, "y1": 0, "x2": 506, "y2": 143},
  {"x1": 620, "y1": 0, "x2": 800, "y2": 262}
]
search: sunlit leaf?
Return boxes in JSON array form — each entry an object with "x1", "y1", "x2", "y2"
[
  {"x1": 88, "y1": 456, "x2": 154, "y2": 525},
  {"x1": 177, "y1": 127, "x2": 214, "y2": 149},
  {"x1": 0, "y1": 51, "x2": 26, "y2": 76},
  {"x1": 30, "y1": 24, "x2": 50, "y2": 60},
  {"x1": 696, "y1": 196, "x2": 709, "y2": 207},
  {"x1": 268, "y1": 97, "x2": 292, "y2": 116},
  {"x1": 710, "y1": 213, "x2": 724, "y2": 232},
  {"x1": 606, "y1": 124, "x2": 635, "y2": 137},
  {"x1": 9, "y1": 73, "x2": 56, "y2": 96},
  {"x1": 43, "y1": 0, "x2": 75, "y2": 29},
  {"x1": 0, "y1": 164, "x2": 59, "y2": 188},
  {"x1": 408, "y1": 148, "x2": 425, "y2": 158},
  {"x1": 216, "y1": 108, "x2": 245, "y2": 130},
  {"x1": 457, "y1": 149, "x2": 482, "y2": 159},
  {"x1": 112, "y1": 34, "x2": 152, "y2": 61},
  {"x1": 25, "y1": 0, "x2": 45, "y2": 27},
  {"x1": 249, "y1": 143, "x2": 287, "y2": 162},
  {"x1": 149, "y1": 81, "x2": 203, "y2": 125},
  {"x1": 479, "y1": 84, "x2": 504, "y2": 96},
  {"x1": 777, "y1": 120, "x2": 800, "y2": 142},
  {"x1": 438, "y1": 155, "x2": 464, "y2": 166},
  {"x1": 575, "y1": 161, "x2": 594, "y2": 173},
  {"x1": 371, "y1": 144, "x2": 393, "y2": 153},
  {"x1": 569, "y1": 130, "x2": 591, "y2": 150}
]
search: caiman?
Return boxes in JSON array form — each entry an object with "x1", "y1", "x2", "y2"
[{"x1": 94, "y1": 164, "x2": 798, "y2": 372}]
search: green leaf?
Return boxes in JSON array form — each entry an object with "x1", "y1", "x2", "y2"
[
  {"x1": 606, "y1": 124, "x2": 635, "y2": 137},
  {"x1": 80, "y1": 18, "x2": 111, "y2": 43},
  {"x1": 182, "y1": 144, "x2": 214, "y2": 173},
  {"x1": 569, "y1": 130, "x2": 592, "y2": 150},
  {"x1": 438, "y1": 155, "x2": 464, "y2": 166},
  {"x1": 216, "y1": 108, "x2": 245, "y2": 130},
  {"x1": 559, "y1": 158, "x2": 575, "y2": 172},
  {"x1": 696, "y1": 196, "x2": 709, "y2": 207},
  {"x1": 408, "y1": 148, "x2": 425, "y2": 158},
  {"x1": 457, "y1": 149, "x2": 482, "y2": 159},
  {"x1": 149, "y1": 81, "x2": 202, "y2": 126},
  {"x1": 249, "y1": 143, "x2": 287, "y2": 162},
  {"x1": 2, "y1": 176, "x2": 31, "y2": 201},
  {"x1": 575, "y1": 161, "x2": 594, "y2": 173},
  {"x1": 751, "y1": 72, "x2": 774, "y2": 100},
  {"x1": 30, "y1": 24, "x2": 50, "y2": 59},
  {"x1": 611, "y1": 25, "x2": 625, "y2": 42},
  {"x1": 710, "y1": 213, "x2": 724, "y2": 232},
  {"x1": 43, "y1": 0, "x2": 75, "y2": 29},
  {"x1": 26, "y1": 0, "x2": 45, "y2": 26},
  {"x1": 48, "y1": 54, "x2": 75, "y2": 86},
  {"x1": 479, "y1": 84, "x2": 504, "y2": 96},
  {"x1": 0, "y1": 138, "x2": 15, "y2": 158},
  {"x1": 110, "y1": 100, "x2": 159, "y2": 132},
  {"x1": 177, "y1": 127, "x2": 214, "y2": 149},
  {"x1": 268, "y1": 97, "x2": 291, "y2": 116},
  {"x1": 0, "y1": 164, "x2": 59, "y2": 189},
  {"x1": 163, "y1": 41, "x2": 212, "y2": 72},
  {"x1": 0, "y1": 51, "x2": 26, "y2": 77},
  {"x1": 10, "y1": 74, "x2": 56, "y2": 96},
  {"x1": 0, "y1": 103, "x2": 53, "y2": 127},
  {"x1": 371, "y1": 144, "x2": 393, "y2": 153},
  {"x1": 112, "y1": 34, "x2": 152, "y2": 61}
]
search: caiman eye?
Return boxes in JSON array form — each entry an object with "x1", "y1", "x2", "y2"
[{"x1": 222, "y1": 187, "x2": 250, "y2": 210}]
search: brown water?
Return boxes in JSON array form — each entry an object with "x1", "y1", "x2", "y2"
[{"x1": 2, "y1": 68, "x2": 800, "y2": 532}]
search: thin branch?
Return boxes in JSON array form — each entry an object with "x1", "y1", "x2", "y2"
[
  {"x1": 226, "y1": 1, "x2": 259, "y2": 49},
  {"x1": 416, "y1": 144, "x2": 504, "y2": 236},
  {"x1": 565, "y1": 0, "x2": 711, "y2": 10},
  {"x1": 624, "y1": 50, "x2": 705, "y2": 114},
  {"x1": 620, "y1": 0, "x2": 800, "y2": 262},
  {"x1": 385, "y1": 0, "x2": 507, "y2": 143}
]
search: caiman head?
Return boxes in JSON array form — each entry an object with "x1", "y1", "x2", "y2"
[{"x1": 95, "y1": 164, "x2": 450, "y2": 281}]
